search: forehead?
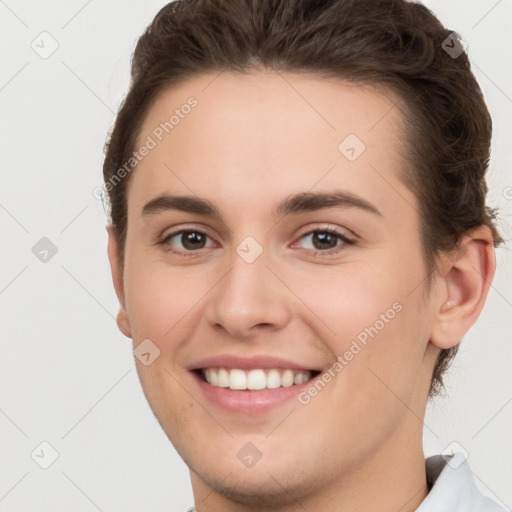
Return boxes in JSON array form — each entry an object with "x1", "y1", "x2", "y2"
[{"x1": 129, "y1": 70, "x2": 410, "y2": 218}]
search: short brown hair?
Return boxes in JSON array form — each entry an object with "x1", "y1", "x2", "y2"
[{"x1": 103, "y1": 0, "x2": 502, "y2": 397}]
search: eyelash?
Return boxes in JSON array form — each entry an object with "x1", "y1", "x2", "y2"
[
  {"x1": 293, "y1": 227, "x2": 356, "y2": 256},
  {"x1": 157, "y1": 225, "x2": 356, "y2": 258},
  {"x1": 158, "y1": 229, "x2": 218, "y2": 258}
]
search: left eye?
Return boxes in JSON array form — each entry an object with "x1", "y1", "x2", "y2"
[
  {"x1": 162, "y1": 230, "x2": 215, "y2": 252},
  {"x1": 296, "y1": 230, "x2": 354, "y2": 252}
]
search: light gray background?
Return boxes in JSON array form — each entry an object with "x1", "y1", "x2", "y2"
[{"x1": 1, "y1": 1, "x2": 511, "y2": 511}]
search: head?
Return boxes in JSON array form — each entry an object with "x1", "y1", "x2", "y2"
[{"x1": 103, "y1": 0, "x2": 501, "y2": 507}]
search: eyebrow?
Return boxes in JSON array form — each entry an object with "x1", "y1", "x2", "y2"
[
  {"x1": 141, "y1": 190, "x2": 382, "y2": 219},
  {"x1": 142, "y1": 195, "x2": 220, "y2": 217},
  {"x1": 274, "y1": 190, "x2": 382, "y2": 218}
]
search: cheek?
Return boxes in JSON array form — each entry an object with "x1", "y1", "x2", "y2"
[
  {"x1": 296, "y1": 255, "x2": 429, "y2": 390},
  {"x1": 124, "y1": 258, "x2": 210, "y2": 342},
  {"x1": 290, "y1": 260, "x2": 404, "y2": 340}
]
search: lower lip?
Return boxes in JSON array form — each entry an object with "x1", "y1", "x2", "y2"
[{"x1": 190, "y1": 371, "x2": 315, "y2": 415}]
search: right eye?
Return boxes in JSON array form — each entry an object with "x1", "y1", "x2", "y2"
[{"x1": 159, "y1": 230, "x2": 217, "y2": 256}]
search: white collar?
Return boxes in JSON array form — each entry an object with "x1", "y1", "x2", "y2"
[{"x1": 416, "y1": 452, "x2": 507, "y2": 511}]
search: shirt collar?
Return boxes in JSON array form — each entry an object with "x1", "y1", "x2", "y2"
[{"x1": 416, "y1": 452, "x2": 506, "y2": 512}]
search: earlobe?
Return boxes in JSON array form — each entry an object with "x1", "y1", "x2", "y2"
[
  {"x1": 116, "y1": 309, "x2": 132, "y2": 338},
  {"x1": 106, "y1": 224, "x2": 132, "y2": 339},
  {"x1": 430, "y1": 226, "x2": 495, "y2": 350}
]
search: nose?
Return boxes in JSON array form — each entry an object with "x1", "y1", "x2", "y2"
[{"x1": 205, "y1": 247, "x2": 292, "y2": 339}]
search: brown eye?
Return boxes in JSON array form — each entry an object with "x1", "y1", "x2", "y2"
[
  {"x1": 161, "y1": 230, "x2": 215, "y2": 253},
  {"x1": 297, "y1": 229, "x2": 355, "y2": 254},
  {"x1": 179, "y1": 231, "x2": 207, "y2": 250},
  {"x1": 310, "y1": 232, "x2": 339, "y2": 250}
]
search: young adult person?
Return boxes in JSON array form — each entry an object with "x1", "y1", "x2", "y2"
[{"x1": 103, "y1": 1, "x2": 506, "y2": 510}]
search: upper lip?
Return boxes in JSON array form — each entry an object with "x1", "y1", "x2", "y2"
[{"x1": 188, "y1": 354, "x2": 323, "y2": 372}]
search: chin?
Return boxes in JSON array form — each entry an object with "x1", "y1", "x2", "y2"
[{"x1": 190, "y1": 462, "x2": 315, "y2": 508}]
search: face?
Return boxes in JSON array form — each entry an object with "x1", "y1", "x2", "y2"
[{"x1": 110, "y1": 71, "x2": 443, "y2": 505}]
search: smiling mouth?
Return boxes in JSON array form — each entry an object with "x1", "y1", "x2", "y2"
[{"x1": 195, "y1": 367, "x2": 321, "y2": 391}]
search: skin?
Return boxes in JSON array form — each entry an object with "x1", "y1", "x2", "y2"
[{"x1": 107, "y1": 70, "x2": 495, "y2": 511}]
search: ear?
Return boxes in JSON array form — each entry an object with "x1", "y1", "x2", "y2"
[
  {"x1": 106, "y1": 224, "x2": 132, "y2": 339},
  {"x1": 430, "y1": 225, "x2": 496, "y2": 350}
]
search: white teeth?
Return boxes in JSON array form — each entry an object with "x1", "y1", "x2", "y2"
[
  {"x1": 294, "y1": 372, "x2": 308, "y2": 385},
  {"x1": 218, "y1": 368, "x2": 230, "y2": 388},
  {"x1": 247, "y1": 369, "x2": 267, "y2": 390},
  {"x1": 201, "y1": 368, "x2": 313, "y2": 390},
  {"x1": 266, "y1": 369, "x2": 281, "y2": 389},
  {"x1": 229, "y1": 369, "x2": 246, "y2": 390},
  {"x1": 281, "y1": 369, "x2": 294, "y2": 387}
]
